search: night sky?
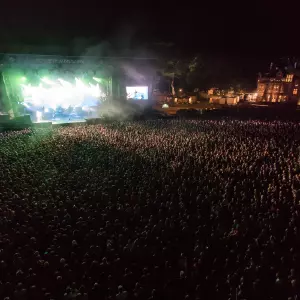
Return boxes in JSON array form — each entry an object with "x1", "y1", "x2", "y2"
[{"x1": 0, "y1": 0, "x2": 299, "y2": 79}]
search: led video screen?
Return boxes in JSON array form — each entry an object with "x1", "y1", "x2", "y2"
[{"x1": 126, "y1": 86, "x2": 148, "y2": 100}]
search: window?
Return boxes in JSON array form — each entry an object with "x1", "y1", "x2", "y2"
[
  {"x1": 286, "y1": 74, "x2": 293, "y2": 82},
  {"x1": 293, "y1": 88, "x2": 298, "y2": 95}
]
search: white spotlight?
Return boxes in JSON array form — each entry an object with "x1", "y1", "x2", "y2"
[
  {"x1": 36, "y1": 111, "x2": 43, "y2": 122},
  {"x1": 41, "y1": 77, "x2": 56, "y2": 85}
]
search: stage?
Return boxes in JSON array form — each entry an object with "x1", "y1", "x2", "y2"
[{"x1": 32, "y1": 118, "x2": 87, "y2": 128}]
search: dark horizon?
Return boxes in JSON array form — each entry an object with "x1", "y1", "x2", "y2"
[
  {"x1": 0, "y1": 0, "x2": 299, "y2": 88},
  {"x1": 1, "y1": 0, "x2": 299, "y2": 55}
]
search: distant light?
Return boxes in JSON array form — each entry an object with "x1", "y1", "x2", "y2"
[
  {"x1": 162, "y1": 104, "x2": 169, "y2": 108},
  {"x1": 21, "y1": 77, "x2": 27, "y2": 81},
  {"x1": 179, "y1": 89, "x2": 183, "y2": 92}
]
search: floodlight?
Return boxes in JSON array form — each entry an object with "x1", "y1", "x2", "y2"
[{"x1": 93, "y1": 77, "x2": 102, "y2": 83}]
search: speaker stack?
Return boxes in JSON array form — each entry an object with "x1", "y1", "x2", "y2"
[
  {"x1": 0, "y1": 114, "x2": 33, "y2": 131},
  {"x1": 0, "y1": 114, "x2": 10, "y2": 122},
  {"x1": 14, "y1": 115, "x2": 32, "y2": 125}
]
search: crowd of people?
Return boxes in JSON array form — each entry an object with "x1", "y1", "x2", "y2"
[{"x1": 0, "y1": 119, "x2": 300, "y2": 299}]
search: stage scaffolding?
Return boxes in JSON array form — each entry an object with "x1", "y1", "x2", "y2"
[
  {"x1": 0, "y1": 54, "x2": 114, "y2": 117},
  {"x1": 0, "y1": 54, "x2": 157, "y2": 117}
]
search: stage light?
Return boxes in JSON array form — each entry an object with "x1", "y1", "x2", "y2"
[
  {"x1": 36, "y1": 111, "x2": 42, "y2": 122},
  {"x1": 21, "y1": 77, "x2": 27, "y2": 82},
  {"x1": 93, "y1": 77, "x2": 102, "y2": 83},
  {"x1": 89, "y1": 83, "x2": 101, "y2": 98},
  {"x1": 75, "y1": 78, "x2": 85, "y2": 89},
  {"x1": 58, "y1": 78, "x2": 72, "y2": 87},
  {"x1": 41, "y1": 77, "x2": 57, "y2": 85}
]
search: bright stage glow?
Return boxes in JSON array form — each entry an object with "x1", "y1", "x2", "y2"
[
  {"x1": 126, "y1": 86, "x2": 148, "y2": 100},
  {"x1": 21, "y1": 78, "x2": 103, "y2": 110}
]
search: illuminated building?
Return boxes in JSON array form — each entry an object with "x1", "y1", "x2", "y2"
[{"x1": 256, "y1": 62, "x2": 300, "y2": 103}]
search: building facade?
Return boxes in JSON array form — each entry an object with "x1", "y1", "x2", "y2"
[{"x1": 257, "y1": 68, "x2": 300, "y2": 103}]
